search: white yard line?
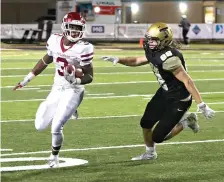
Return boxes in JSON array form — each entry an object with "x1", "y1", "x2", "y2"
[
  {"x1": 2, "y1": 64, "x2": 224, "y2": 70},
  {"x1": 201, "y1": 52, "x2": 211, "y2": 55},
  {"x1": 101, "y1": 49, "x2": 123, "y2": 51},
  {"x1": 1, "y1": 91, "x2": 224, "y2": 102},
  {"x1": 1, "y1": 67, "x2": 55, "y2": 70},
  {"x1": 2, "y1": 70, "x2": 224, "y2": 78},
  {"x1": 0, "y1": 48, "x2": 23, "y2": 51},
  {"x1": 0, "y1": 114, "x2": 141, "y2": 123},
  {"x1": 1, "y1": 95, "x2": 150, "y2": 103},
  {"x1": 1, "y1": 74, "x2": 53, "y2": 78},
  {"x1": 37, "y1": 92, "x2": 115, "y2": 95},
  {"x1": 2, "y1": 78, "x2": 224, "y2": 89},
  {"x1": 190, "y1": 70, "x2": 224, "y2": 73},
  {"x1": 0, "y1": 149, "x2": 13, "y2": 152},
  {"x1": 18, "y1": 88, "x2": 40, "y2": 91},
  {"x1": 1, "y1": 111, "x2": 224, "y2": 123},
  {"x1": 1, "y1": 139, "x2": 224, "y2": 157},
  {"x1": 2, "y1": 85, "x2": 50, "y2": 89},
  {"x1": 37, "y1": 90, "x2": 51, "y2": 92},
  {"x1": 2, "y1": 94, "x2": 224, "y2": 103},
  {"x1": 1, "y1": 99, "x2": 44, "y2": 103},
  {"x1": 206, "y1": 102, "x2": 224, "y2": 105},
  {"x1": 86, "y1": 93, "x2": 114, "y2": 96},
  {"x1": 200, "y1": 91, "x2": 224, "y2": 94}
]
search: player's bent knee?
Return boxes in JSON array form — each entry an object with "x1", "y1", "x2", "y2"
[
  {"x1": 140, "y1": 119, "x2": 153, "y2": 129},
  {"x1": 35, "y1": 101, "x2": 53, "y2": 131},
  {"x1": 34, "y1": 117, "x2": 50, "y2": 131},
  {"x1": 152, "y1": 132, "x2": 164, "y2": 143},
  {"x1": 35, "y1": 120, "x2": 46, "y2": 131},
  {"x1": 35, "y1": 115, "x2": 48, "y2": 131}
]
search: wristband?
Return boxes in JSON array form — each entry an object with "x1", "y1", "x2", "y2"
[
  {"x1": 19, "y1": 72, "x2": 35, "y2": 87},
  {"x1": 25, "y1": 72, "x2": 36, "y2": 82}
]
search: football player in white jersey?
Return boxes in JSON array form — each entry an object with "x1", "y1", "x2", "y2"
[{"x1": 13, "y1": 12, "x2": 94, "y2": 168}]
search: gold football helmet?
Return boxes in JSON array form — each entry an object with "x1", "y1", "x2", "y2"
[{"x1": 145, "y1": 22, "x2": 173, "y2": 50}]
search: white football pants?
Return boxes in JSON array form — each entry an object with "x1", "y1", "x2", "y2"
[{"x1": 35, "y1": 86, "x2": 84, "y2": 133}]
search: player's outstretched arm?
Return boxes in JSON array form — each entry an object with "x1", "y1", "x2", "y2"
[
  {"x1": 13, "y1": 54, "x2": 53, "y2": 90},
  {"x1": 101, "y1": 56, "x2": 148, "y2": 66},
  {"x1": 172, "y1": 65, "x2": 215, "y2": 119}
]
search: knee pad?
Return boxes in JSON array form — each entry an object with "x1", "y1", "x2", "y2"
[
  {"x1": 140, "y1": 118, "x2": 154, "y2": 129},
  {"x1": 35, "y1": 119, "x2": 45, "y2": 131}
]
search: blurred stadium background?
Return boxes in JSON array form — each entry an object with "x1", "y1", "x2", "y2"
[{"x1": 1, "y1": 0, "x2": 224, "y2": 182}]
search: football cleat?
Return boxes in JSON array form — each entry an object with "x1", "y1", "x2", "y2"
[
  {"x1": 47, "y1": 154, "x2": 59, "y2": 168},
  {"x1": 131, "y1": 151, "x2": 157, "y2": 161},
  {"x1": 186, "y1": 113, "x2": 199, "y2": 133}
]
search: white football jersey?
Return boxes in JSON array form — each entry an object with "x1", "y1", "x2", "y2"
[{"x1": 46, "y1": 34, "x2": 94, "y2": 89}]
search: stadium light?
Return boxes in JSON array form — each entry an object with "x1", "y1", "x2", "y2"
[
  {"x1": 94, "y1": 6, "x2": 101, "y2": 13},
  {"x1": 179, "y1": 2, "x2": 187, "y2": 14},
  {"x1": 131, "y1": 3, "x2": 139, "y2": 14}
]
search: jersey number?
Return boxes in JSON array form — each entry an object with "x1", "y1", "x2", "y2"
[
  {"x1": 56, "y1": 57, "x2": 68, "y2": 76},
  {"x1": 160, "y1": 51, "x2": 172, "y2": 61}
]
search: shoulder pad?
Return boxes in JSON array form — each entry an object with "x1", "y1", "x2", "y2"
[
  {"x1": 46, "y1": 34, "x2": 59, "y2": 47},
  {"x1": 162, "y1": 56, "x2": 182, "y2": 71},
  {"x1": 171, "y1": 48, "x2": 182, "y2": 55},
  {"x1": 46, "y1": 34, "x2": 61, "y2": 56}
]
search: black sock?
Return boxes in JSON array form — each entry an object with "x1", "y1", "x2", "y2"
[{"x1": 52, "y1": 146, "x2": 61, "y2": 155}]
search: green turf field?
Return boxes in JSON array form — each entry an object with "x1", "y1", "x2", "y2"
[{"x1": 1, "y1": 48, "x2": 224, "y2": 182}]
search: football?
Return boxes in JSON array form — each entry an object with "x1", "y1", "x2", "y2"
[
  {"x1": 75, "y1": 68, "x2": 84, "y2": 78},
  {"x1": 66, "y1": 64, "x2": 84, "y2": 78}
]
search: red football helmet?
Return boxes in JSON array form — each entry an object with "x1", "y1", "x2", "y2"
[{"x1": 61, "y1": 12, "x2": 86, "y2": 42}]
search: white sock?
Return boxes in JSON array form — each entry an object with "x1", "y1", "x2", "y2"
[
  {"x1": 146, "y1": 145, "x2": 155, "y2": 152},
  {"x1": 50, "y1": 153, "x2": 59, "y2": 159},
  {"x1": 181, "y1": 119, "x2": 188, "y2": 129}
]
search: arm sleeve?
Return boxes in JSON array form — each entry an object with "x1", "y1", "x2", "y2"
[
  {"x1": 80, "y1": 44, "x2": 94, "y2": 66},
  {"x1": 162, "y1": 56, "x2": 182, "y2": 71}
]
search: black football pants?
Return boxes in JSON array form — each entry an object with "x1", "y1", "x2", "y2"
[{"x1": 140, "y1": 88, "x2": 192, "y2": 143}]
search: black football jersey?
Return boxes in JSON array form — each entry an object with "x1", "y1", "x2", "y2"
[{"x1": 145, "y1": 47, "x2": 190, "y2": 100}]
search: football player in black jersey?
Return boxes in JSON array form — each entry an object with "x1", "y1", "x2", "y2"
[{"x1": 101, "y1": 22, "x2": 215, "y2": 160}]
